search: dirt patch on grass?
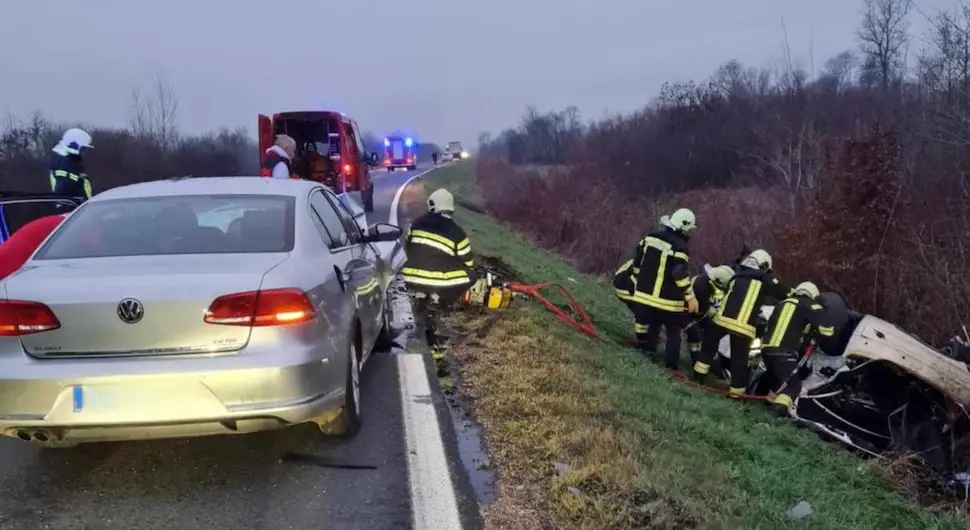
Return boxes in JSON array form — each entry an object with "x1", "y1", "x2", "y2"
[{"x1": 440, "y1": 304, "x2": 701, "y2": 530}]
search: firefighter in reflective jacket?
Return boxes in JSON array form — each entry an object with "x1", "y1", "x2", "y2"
[
  {"x1": 49, "y1": 128, "x2": 94, "y2": 201},
  {"x1": 402, "y1": 188, "x2": 477, "y2": 306},
  {"x1": 692, "y1": 249, "x2": 789, "y2": 397},
  {"x1": 761, "y1": 282, "x2": 836, "y2": 410},
  {"x1": 627, "y1": 208, "x2": 699, "y2": 370},
  {"x1": 685, "y1": 264, "x2": 735, "y2": 361},
  {"x1": 613, "y1": 258, "x2": 637, "y2": 311}
]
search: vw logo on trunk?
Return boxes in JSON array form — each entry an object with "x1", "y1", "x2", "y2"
[{"x1": 117, "y1": 298, "x2": 144, "y2": 324}]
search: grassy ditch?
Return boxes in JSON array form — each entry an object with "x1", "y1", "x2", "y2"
[{"x1": 421, "y1": 160, "x2": 970, "y2": 530}]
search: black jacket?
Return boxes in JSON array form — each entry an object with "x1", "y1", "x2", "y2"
[
  {"x1": 762, "y1": 294, "x2": 836, "y2": 353},
  {"x1": 402, "y1": 212, "x2": 474, "y2": 289},
  {"x1": 631, "y1": 228, "x2": 692, "y2": 313},
  {"x1": 49, "y1": 152, "x2": 92, "y2": 200},
  {"x1": 713, "y1": 267, "x2": 789, "y2": 338}
]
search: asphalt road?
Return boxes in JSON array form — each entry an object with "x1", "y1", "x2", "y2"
[{"x1": 0, "y1": 164, "x2": 478, "y2": 530}]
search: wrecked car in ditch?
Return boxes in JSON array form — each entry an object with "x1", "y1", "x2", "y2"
[{"x1": 716, "y1": 296, "x2": 970, "y2": 475}]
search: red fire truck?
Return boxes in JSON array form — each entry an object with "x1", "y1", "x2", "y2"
[
  {"x1": 383, "y1": 135, "x2": 417, "y2": 171},
  {"x1": 258, "y1": 111, "x2": 379, "y2": 211}
]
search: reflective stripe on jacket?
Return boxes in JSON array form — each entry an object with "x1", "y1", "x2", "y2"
[
  {"x1": 762, "y1": 295, "x2": 836, "y2": 353},
  {"x1": 49, "y1": 152, "x2": 92, "y2": 199},
  {"x1": 402, "y1": 212, "x2": 474, "y2": 288},
  {"x1": 631, "y1": 229, "x2": 692, "y2": 313},
  {"x1": 713, "y1": 267, "x2": 788, "y2": 339}
]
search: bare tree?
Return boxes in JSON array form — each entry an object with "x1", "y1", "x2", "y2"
[
  {"x1": 856, "y1": 0, "x2": 912, "y2": 92},
  {"x1": 822, "y1": 50, "x2": 859, "y2": 91},
  {"x1": 127, "y1": 70, "x2": 179, "y2": 150}
]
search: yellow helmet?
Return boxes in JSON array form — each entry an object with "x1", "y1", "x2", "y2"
[
  {"x1": 663, "y1": 208, "x2": 696, "y2": 233},
  {"x1": 793, "y1": 282, "x2": 820, "y2": 299},
  {"x1": 427, "y1": 188, "x2": 455, "y2": 214}
]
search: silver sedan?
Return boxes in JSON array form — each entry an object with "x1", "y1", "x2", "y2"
[{"x1": 0, "y1": 177, "x2": 402, "y2": 447}]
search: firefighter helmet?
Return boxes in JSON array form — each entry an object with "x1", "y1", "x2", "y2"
[
  {"x1": 59, "y1": 128, "x2": 94, "y2": 155},
  {"x1": 428, "y1": 188, "x2": 455, "y2": 214},
  {"x1": 741, "y1": 249, "x2": 773, "y2": 272},
  {"x1": 793, "y1": 282, "x2": 820, "y2": 299},
  {"x1": 661, "y1": 208, "x2": 696, "y2": 233},
  {"x1": 707, "y1": 265, "x2": 735, "y2": 289}
]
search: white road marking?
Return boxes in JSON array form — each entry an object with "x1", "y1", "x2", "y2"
[
  {"x1": 388, "y1": 164, "x2": 439, "y2": 227},
  {"x1": 398, "y1": 353, "x2": 463, "y2": 530},
  {"x1": 389, "y1": 164, "x2": 464, "y2": 530}
]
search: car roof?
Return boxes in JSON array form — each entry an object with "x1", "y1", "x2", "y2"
[{"x1": 91, "y1": 177, "x2": 320, "y2": 201}]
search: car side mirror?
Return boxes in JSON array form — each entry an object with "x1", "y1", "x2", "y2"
[
  {"x1": 368, "y1": 152, "x2": 379, "y2": 165},
  {"x1": 364, "y1": 222, "x2": 402, "y2": 243}
]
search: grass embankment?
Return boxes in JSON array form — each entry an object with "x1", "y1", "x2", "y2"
[{"x1": 424, "y1": 160, "x2": 970, "y2": 530}]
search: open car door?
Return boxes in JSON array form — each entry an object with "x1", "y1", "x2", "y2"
[
  {"x1": 258, "y1": 114, "x2": 274, "y2": 168},
  {"x1": 0, "y1": 194, "x2": 83, "y2": 244}
]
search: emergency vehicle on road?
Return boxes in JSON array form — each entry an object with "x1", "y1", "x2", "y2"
[
  {"x1": 384, "y1": 136, "x2": 417, "y2": 171},
  {"x1": 258, "y1": 111, "x2": 379, "y2": 211}
]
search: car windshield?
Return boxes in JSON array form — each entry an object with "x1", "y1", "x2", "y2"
[{"x1": 33, "y1": 194, "x2": 295, "y2": 259}]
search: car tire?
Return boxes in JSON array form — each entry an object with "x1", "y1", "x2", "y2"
[
  {"x1": 408, "y1": 165, "x2": 416, "y2": 171},
  {"x1": 326, "y1": 341, "x2": 362, "y2": 438},
  {"x1": 362, "y1": 183, "x2": 375, "y2": 212}
]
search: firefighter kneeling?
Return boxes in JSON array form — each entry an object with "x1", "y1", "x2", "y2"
[
  {"x1": 761, "y1": 281, "x2": 836, "y2": 410},
  {"x1": 692, "y1": 249, "x2": 789, "y2": 398},
  {"x1": 402, "y1": 188, "x2": 478, "y2": 308}
]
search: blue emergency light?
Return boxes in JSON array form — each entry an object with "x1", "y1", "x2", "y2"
[
  {"x1": 383, "y1": 137, "x2": 390, "y2": 147},
  {"x1": 404, "y1": 137, "x2": 414, "y2": 147}
]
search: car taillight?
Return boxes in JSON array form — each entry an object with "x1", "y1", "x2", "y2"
[
  {"x1": 343, "y1": 164, "x2": 352, "y2": 174},
  {"x1": 406, "y1": 157, "x2": 413, "y2": 163},
  {"x1": 0, "y1": 300, "x2": 60, "y2": 336},
  {"x1": 205, "y1": 288, "x2": 315, "y2": 327}
]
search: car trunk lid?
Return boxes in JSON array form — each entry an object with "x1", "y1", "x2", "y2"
[{"x1": 4, "y1": 253, "x2": 288, "y2": 357}]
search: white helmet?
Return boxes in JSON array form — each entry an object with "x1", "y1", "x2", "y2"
[
  {"x1": 427, "y1": 188, "x2": 455, "y2": 214},
  {"x1": 792, "y1": 282, "x2": 820, "y2": 299},
  {"x1": 660, "y1": 208, "x2": 696, "y2": 234},
  {"x1": 741, "y1": 249, "x2": 773, "y2": 272},
  {"x1": 706, "y1": 265, "x2": 735, "y2": 289},
  {"x1": 59, "y1": 128, "x2": 94, "y2": 155}
]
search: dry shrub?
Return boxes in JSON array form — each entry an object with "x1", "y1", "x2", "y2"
[{"x1": 476, "y1": 157, "x2": 787, "y2": 277}]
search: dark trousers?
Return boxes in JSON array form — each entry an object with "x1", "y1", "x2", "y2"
[
  {"x1": 633, "y1": 305, "x2": 685, "y2": 369},
  {"x1": 696, "y1": 323, "x2": 752, "y2": 393},
  {"x1": 685, "y1": 317, "x2": 707, "y2": 364},
  {"x1": 763, "y1": 349, "x2": 801, "y2": 399},
  {"x1": 406, "y1": 269, "x2": 479, "y2": 309}
]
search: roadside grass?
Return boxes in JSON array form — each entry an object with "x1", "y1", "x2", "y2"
[{"x1": 424, "y1": 160, "x2": 970, "y2": 530}]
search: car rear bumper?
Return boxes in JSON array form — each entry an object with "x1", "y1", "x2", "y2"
[{"x1": 0, "y1": 353, "x2": 344, "y2": 444}]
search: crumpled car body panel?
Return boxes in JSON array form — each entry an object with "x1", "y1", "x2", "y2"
[{"x1": 840, "y1": 315, "x2": 970, "y2": 405}]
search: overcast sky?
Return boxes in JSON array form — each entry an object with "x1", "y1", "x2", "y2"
[{"x1": 0, "y1": 0, "x2": 957, "y2": 148}]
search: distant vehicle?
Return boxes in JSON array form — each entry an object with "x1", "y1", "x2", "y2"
[
  {"x1": 258, "y1": 111, "x2": 381, "y2": 212},
  {"x1": 445, "y1": 141, "x2": 469, "y2": 161},
  {"x1": 384, "y1": 136, "x2": 417, "y2": 171},
  {"x1": 0, "y1": 176, "x2": 403, "y2": 447}
]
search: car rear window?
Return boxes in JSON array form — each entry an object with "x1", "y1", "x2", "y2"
[{"x1": 33, "y1": 194, "x2": 296, "y2": 259}]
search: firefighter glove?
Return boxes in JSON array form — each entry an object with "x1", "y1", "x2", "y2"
[{"x1": 686, "y1": 296, "x2": 700, "y2": 314}]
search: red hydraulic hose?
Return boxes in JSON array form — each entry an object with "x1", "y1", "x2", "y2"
[{"x1": 504, "y1": 280, "x2": 768, "y2": 401}]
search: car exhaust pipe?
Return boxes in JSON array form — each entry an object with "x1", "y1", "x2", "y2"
[
  {"x1": 31, "y1": 430, "x2": 51, "y2": 443},
  {"x1": 15, "y1": 430, "x2": 30, "y2": 442}
]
